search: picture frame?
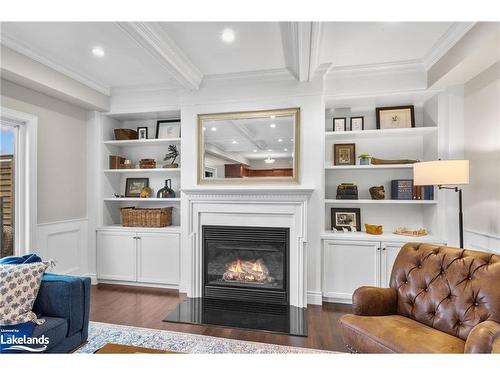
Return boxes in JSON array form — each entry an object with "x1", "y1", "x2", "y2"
[
  {"x1": 350, "y1": 116, "x2": 364, "y2": 131},
  {"x1": 137, "y1": 126, "x2": 148, "y2": 140},
  {"x1": 125, "y1": 178, "x2": 149, "y2": 197},
  {"x1": 331, "y1": 208, "x2": 361, "y2": 231},
  {"x1": 333, "y1": 143, "x2": 356, "y2": 165},
  {"x1": 156, "y1": 119, "x2": 181, "y2": 139},
  {"x1": 333, "y1": 117, "x2": 347, "y2": 132},
  {"x1": 376, "y1": 105, "x2": 415, "y2": 130}
]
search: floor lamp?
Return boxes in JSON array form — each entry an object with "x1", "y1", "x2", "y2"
[{"x1": 413, "y1": 160, "x2": 470, "y2": 248}]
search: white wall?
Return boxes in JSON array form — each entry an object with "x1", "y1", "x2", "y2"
[
  {"x1": 464, "y1": 61, "x2": 500, "y2": 252},
  {"x1": 1, "y1": 79, "x2": 90, "y2": 274}
]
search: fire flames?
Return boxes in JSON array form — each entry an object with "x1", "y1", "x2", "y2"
[{"x1": 223, "y1": 258, "x2": 273, "y2": 284}]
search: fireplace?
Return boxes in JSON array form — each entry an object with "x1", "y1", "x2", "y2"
[{"x1": 203, "y1": 225, "x2": 289, "y2": 305}]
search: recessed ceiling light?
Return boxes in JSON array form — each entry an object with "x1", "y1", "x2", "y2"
[
  {"x1": 264, "y1": 156, "x2": 275, "y2": 164},
  {"x1": 284, "y1": 148, "x2": 288, "y2": 151},
  {"x1": 202, "y1": 127, "x2": 206, "y2": 131},
  {"x1": 92, "y1": 46, "x2": 105, "y2": 57},
  {"x1": 232, "y1": 140, "x2": 237, "y2": 144},
  {"x1": 278, "y1": 138, "x2": 283, "y2": 142},
  {"x1": 211, "y1": 127, "x2": 217, "y2": 131},
  {"x1": 270, "y1": 123, "x2": 276, "y2": 128},
  {"x1": 253, "y1": 149, "x2": 257, "y2": 152},
  {"x1": 221, "y1": 28, "x2": 235, "y2": 43},
  {"x1": 290, "y1": 138, "x2": 294, "y2": 142},
  {"x1": 267, "y1": 149, "x2": 272, "y2": 152},
  {"x1": 270, "y1": 115, "x2": 276, "y2": 119}
]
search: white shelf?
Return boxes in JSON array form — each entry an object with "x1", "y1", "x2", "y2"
[
  {"x1": 325, "y1": 164, "x2": 414, "y2": 170},
  {"x1": 324, "y1": 199, "x2": 437, "y2": 205},
  {"x1": 325, "y1": 126, "x2": 437, "y2": 140},
  {"x1": 97, "y1": 225, "x2": 181, "y2": 233},
  {"x1": 321, "y1": 231, "x2": 444, "y2": 243},
  {"x1": 104, "y1": 168, "x2": 180, "y2": 173},
  {"x1": 104, "y1": 197, "x2": 181, "y2": 202},
  {"x1": 103, "y1": 138, "x2": 181, "y2": 147}
]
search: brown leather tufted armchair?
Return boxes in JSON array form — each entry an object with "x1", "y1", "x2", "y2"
[{"x1": 339, "y1": 243, "x2": 500, "y2": 353}]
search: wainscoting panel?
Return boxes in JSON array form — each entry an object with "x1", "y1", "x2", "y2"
[
  {"x1": 464, "y1": 229, "x2": 500, "y2": 254},
  {"x1": 37, "y1": 218, "x2": 88, "y2": 275}
]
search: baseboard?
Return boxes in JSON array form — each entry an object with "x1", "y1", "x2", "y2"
[
  {"x1": 84, "y1": 273, "x2": 98, "y2": 285},
  {"x1": 97, "y1": 279, "x2": 180, "y2": 290},
  {"x1": 322, "y1": 297, "x2": 352, "y2": 304},
  {"x1": 307, "y1": 291, "x2": 323, "y2": 305}
]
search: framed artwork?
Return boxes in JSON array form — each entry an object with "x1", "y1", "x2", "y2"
[
  {"x1": 333, "y1": 117, "x2": 347, "y2": 132},
  {"x1": 137, "y1": 126, "x2": 148, "y2": 140},
  {"x1": 156, "y1": 119, "x2": 181, "y2": 139},
  {"x1": 376, "y1": 105, "x2": 415, "y2": 129},
  {"x1": 333, "y1": 143, "x2": 356, "y2": 165},
  {"x1": 350, "y1": 116, "x2": 364, "y2": 131},
  {"x1": 125, "y1": 178, "x2": 149, "y2": 197},
  {"x1": 331, "y1": 208, "x2": 361, "y2": 231}
]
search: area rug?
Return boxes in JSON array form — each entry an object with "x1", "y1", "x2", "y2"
[{"x1": 77, "y1": 321, "x2": 334, "y2": 354}]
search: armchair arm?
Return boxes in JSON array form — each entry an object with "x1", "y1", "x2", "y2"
[
  {"x1": 352, "y1": 287, "x2": 398, "y2": 316},
  {"x1": 33, "y1": 274, "x2": 91, "y2": 339},
  {"x1": 465, "y1": 320, "x2": 500, "y2": 354}
]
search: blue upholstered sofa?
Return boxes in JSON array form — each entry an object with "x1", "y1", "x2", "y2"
[{"x1": 32, "y1": 274, "x2": 91, "y2": 353}]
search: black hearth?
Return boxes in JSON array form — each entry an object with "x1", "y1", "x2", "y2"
[{"x1": 203, "y1": 225, "x2": 289, "y2": 305}]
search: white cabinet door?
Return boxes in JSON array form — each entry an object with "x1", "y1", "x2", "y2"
[
  {"x1": 380, "y1": 242, "x2": 404, "y2": 288},
  {"x1": 137, "y1": 232, "x2": 180, "y2": 285},
  {"x1": 323, "y1": 240, "x2": 380, "y2": 302},
  {"x1": 97, "y1": 231, "x2": 137, "y2": 281}
]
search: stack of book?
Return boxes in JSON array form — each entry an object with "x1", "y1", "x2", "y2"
[
  {"x1": 391, "y1": 180, "x2": 434, "y2": 200},
  {"x1": 336, "y1": 183, "x2": 358, "y2": 199},
  {"x1": 139, "y1": 159, "x2": 156, "y2": 169}
]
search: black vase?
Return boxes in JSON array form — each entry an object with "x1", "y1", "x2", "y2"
[{"x1": 157, "y1": 179, "x2": 176, "y2": 198}]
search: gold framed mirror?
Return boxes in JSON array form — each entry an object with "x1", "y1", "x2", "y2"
[{"x1": 198, "y1": 108, "x2": 300, "y2": 184}]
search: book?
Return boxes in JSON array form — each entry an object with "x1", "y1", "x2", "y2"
[{"x1": 391, "y1": 179, "x2": 413, "y2": 200}]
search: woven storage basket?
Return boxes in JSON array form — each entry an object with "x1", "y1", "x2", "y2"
[
  {"x1": 121, "y1": 207, "x2": 172, "y2": 227},
  {"x1": 114, "y1": 128, "x2": 138, "y2": 140}
]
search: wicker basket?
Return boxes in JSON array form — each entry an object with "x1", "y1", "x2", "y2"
[
  {"x1": 114, "y1": 128, "x2": 138, "y2": 140},
  {"x1": 121, "y1": 207, "x2": 172, "y2": 227}
]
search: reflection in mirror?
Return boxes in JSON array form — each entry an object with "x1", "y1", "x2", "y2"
[{"x1": 198, "y1": 108, "x2": 299, "y2": 183}]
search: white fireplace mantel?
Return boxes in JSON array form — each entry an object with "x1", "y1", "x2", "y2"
[{"x1": 183, "y1": 188, "x2": 313, "y2": 308}]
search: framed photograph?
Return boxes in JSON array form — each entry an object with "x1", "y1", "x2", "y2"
[
  {"x1": 350, "y1": 116, "x2": 364, "y2": 131},
  {"x1": 376, "y1": 105, "x2": 415, "y2": 129},
  {"x1": 125, "y1": 178, "x2": 149, "y2": 197},
  {"x1": 137, "y1": 126, "x2": 148, "y2": 140},
  {"x1": 333, "y1": 117, "x2": 347, "y2": 132},
  {"x1": 333, "y1": 143, "x2": 356, "y2": 165},
  {"x1": 331, "y1": 208, "x2": 361, "y2": 231},
  {"x1": 156, "y1": 119, "x2": 181, "y2": 139}
]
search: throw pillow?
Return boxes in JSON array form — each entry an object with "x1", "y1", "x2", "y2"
[
  {"x1": 0, "y1": 253, "x2": 42, "y2": 265},
  {"x1": 0, "y1": 262, "x2": 49, "y2": 326}
]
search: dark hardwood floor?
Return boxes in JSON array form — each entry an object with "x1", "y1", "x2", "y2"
[{"x1": 90, "y1": 284, "x2": 352, "y2": 352}]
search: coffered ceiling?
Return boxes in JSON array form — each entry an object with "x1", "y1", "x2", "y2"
[{"x1": 0, "y1": 21, "x2": 473, "y2": 94}]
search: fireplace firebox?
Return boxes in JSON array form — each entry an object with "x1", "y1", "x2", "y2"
[{"x1": 203, "y1": 225, "x2": 289, "y2": 305}]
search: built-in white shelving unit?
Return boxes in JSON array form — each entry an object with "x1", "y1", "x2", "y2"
[
  {"x1": 100, "y1": 110, "x2": 182, "y2": 228},
  {"x1": 323, "y1": 89, "x2": 443, "y2": 239}
]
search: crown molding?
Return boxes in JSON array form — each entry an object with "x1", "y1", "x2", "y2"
[
  {"x1": 117, "y1": 22, "x2": 203, "y2": 91},
  {"x1": 327, "y1": 59, "x2": 425, "y2": 78},
  {"x1": 308, "y1": 22, "x2": 324, "y2": 81},
  {"x1": 111, "y1": 82, "x2": 182, "y2": 94},
  {"x1": 0, "y1": 34, "x2": 111, "y2": 96},
  {"x1": 423, "y1": 22, "x2": 476, "y2": 70},
  {"x1": 202, "y1": 68, "x2": 294, "y2": 85}
]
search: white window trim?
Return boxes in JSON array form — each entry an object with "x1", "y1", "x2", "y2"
[{"x1": 1, "y1": 107, "x2": 38, "y2": 254}]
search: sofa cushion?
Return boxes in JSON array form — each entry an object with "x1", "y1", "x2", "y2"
[
  {"x1": 339, "y1": 314, "x2": 465, "y2": 353},
  {"x1": 0, "y1": 262, "x2": 49, "y2": 326},
  {"x1": 0, "y1": 254, "x2": 42, "y2": 265},
  {"x1": 32, "y1": 317, "x2": 68, "y2": 352}
]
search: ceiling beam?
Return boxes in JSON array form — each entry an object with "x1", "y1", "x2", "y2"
[
  {"x1": 280, "y1": 22, "x2": 323, "y2": 82},
  {"x1": 117, "y1": 22, "x2": 203, "y2": 90}
]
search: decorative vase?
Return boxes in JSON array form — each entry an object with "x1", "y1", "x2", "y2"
[
  {"x1": 157, "y1": 179, "x2": 176, "y2": 198},
  {"x1": 360, "y1": 158, "x2": 370, "y2": 165}
]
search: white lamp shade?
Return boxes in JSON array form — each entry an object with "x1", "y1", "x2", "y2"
[{"x1": 413, "y1": 160, "x2": 469, "y2": 186}]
